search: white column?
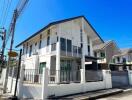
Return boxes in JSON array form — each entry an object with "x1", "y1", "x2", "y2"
[
  {"x1": 81, "y1": 17, "x2": 86, "y2": 83},
  {"x1": 80, "y1": 69, "x2": 85, "y2": 83},
  {"x1": 18, "y1": 64, "x2": 25, "y2": 98},
  {"x1": 56, "y1": 40, "x2": 60, "y2": 83},
  {"x1": 42, "y1": 67, "x2": 48, "y2": 100},
  {"x1": 102, "y1": 70, "x2": 112, "y2": 89}
]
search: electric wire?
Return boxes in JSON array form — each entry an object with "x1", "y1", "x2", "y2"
[
  {"x1": 1, "y1": 0, "x2": 13, "y2": 27},
  {"x1": 0, "y1": 0, "x2": 6, "y2": 27}
]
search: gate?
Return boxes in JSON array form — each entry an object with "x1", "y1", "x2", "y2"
[{"x1": 111, "y1": 71, "x2": 129, "y2": 88}]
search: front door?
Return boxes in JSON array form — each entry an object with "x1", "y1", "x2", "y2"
[
  {"x1": 60, "y1": 60, "x2": 72, "y2": 83},
  {"x1": 39, "y1": 62, "x2": 46, "y2": 74}
]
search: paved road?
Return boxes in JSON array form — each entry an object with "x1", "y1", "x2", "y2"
[{"x1": 98, "y1": 89, "x2": 132, "y2": 100}]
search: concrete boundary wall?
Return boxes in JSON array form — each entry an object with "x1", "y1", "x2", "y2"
[
  {"x1": 48, "y1": 81, "x2": 106, "y2": 97},
  {"x1": 6, "y1": 68, "x2": 112, "y2": 99},
  {"x1": 7, "y1": 77, "x2": 20, "y2": 95}
]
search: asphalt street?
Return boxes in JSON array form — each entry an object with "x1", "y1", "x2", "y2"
[{"x1": 98, "y1": 89, "x2": 132, "y2": 100}]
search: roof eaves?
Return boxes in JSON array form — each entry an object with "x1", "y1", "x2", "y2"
[{"x1": 16, "y1": 16, "x2": 84, "y2": 48}]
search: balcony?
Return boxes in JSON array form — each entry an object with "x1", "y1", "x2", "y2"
[{"x1": 97, "y1": 58, "x2": 106, "y2": 64}]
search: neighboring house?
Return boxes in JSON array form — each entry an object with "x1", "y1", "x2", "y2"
[
  {"x1": 93, "y1": 40, "x2": 120, "y2": 69},
  {"x1": 16, "y1": 16, "x2": 104, "y2": 83},
  {"x1": 112, "y1": 48, "x2": 132, "y2": 70}
]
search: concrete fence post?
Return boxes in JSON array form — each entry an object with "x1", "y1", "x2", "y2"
[
  {"x1": 18, "y1": 64, "x2": 25, "y2": 98},
  {"x1": 102, "y1": 70, "x2": 112, "y2": 89},
  {"x1": 80, "y1": 69, "x2": 85, "y2": 83},
  {"x1": 10, "y1": 67, "x2": 15, "y2": 93},
  {"x1": 42, "y1": 67, "x2": 48, "y2": 100},
  {"x1": 1, "y1": 68, "x2": 7, "y2": 87},
  {"x1": 127, "y1": 70, "x2": 132, "y2": 85}
]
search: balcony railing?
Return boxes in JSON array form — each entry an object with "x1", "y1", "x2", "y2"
[
  {"x1": 51, "y1": 43, "x2": 56, "y2": 51},
  {"x1": 23, "y1": 69, "x2": 42, "y2": 84}
]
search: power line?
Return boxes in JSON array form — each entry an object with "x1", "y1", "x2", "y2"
[
  {"x1": 1, "y1": 0, "x2": 13, "y2": 27},
  {"x1": 0, "y1": 0, "x2": 6, "y2": 27}
]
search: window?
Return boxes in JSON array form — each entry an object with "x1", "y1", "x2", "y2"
[
  {"x1": 39, "y1": 40, "x2": 42, "y2": 49},
  {"x1": 67, "y1": 39, "x2": 72, "y2": 52},
  {"x1": 57, "y1": 36, "x2": 58, "y2": 42},
  {"x1": 60, "y1": 38, "x2": 66, "y2": 51},
  {"x1": 117, "y1": 57, "x2": 120, "y2": 62},
  {"x1": 87, "y1": 36, "x2": 90, "y2": 44},
  {"x1": 35, "y1": 42, "x2": 37, "y2": 46},
  {"x1": 73, "y1": 46, "x2": 77, "y2": 53},
  {"x1": 26, "y1": 43, "x2": 28, "y2": 54},
  {"x1": 122, "y1": 58, "x2": 126, "y2": 63},
  {"x1": 47, "y1": 36, "x2": 50, "y2": 46},
  {"x1": 78, "y1": 47, "x2": 82, "y2": 54},
  {"x1": 47, "y1": 29, "x2": 50, "y2": 35},
  {"x1": 29, "y1": 45, "x2": 32, "y2": 57},
  {"x1": 94, "y1": 52, "x2": 97, "y2": 57},
  {"x1": 100, "y1": 52, "x2": 105, "y2": 57},
  {"x1": 39, "y1": 62, "x2": 46, "y2": 74},
  {"x1": 23, "y1": 44, "x2": 25, "y2": 54},
  {"x1": 80, "y1": 29, "x2": 83, "y2": 42},
  {"x1": 51, "y1": 43, "x2": 56, "y2": 51},
  {"x1": 88, "y1": 45, "x2": 90, "y2": 55}
]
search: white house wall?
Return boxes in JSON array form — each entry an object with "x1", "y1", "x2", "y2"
[{"x1": 21, "y1": 17, "x2": 102, "y2": 69}]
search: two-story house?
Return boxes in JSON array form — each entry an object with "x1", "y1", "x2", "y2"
[
  {"x1": 112, "y1": 48, "x2": 132, "y2": 70},
  {"x1": 93, "y1": 40, "x2": 120, "y2": 69},
  {"x1": 16, "y1": 16, "x2": 104, "y2": 83}
]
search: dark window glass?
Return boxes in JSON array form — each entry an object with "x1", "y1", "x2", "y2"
[
  {"x1": 47, "y1": 36, "x2": 50, "y2": 45},
  {"x1": 94, "y1": 52, "x2": 97, "y2": 57},
  {"x1": 78, "y1": 47, "x2": 82, "y2": 54},
  {"x1": 80, "y1": 29, "x2": 83, "y2": 42},
  {"x1": 29, "y1": 45, "x2": 32, "y2": 57},
  {"x1": 67, "y1": 39, "x2": 72, "y2": 52},
  {"x1": 26, "y1": 43, "x2": 28, "y2": 54},
  {"x1": 60, "y1": 38, "x2": 66, "y2": 51},
  {"x1": 47, "y1": 29, "x2": 50, "y2": 35},
  {"x1": 57, "y1": 36, "x2": 58, "y2": 42},
  {"x1": 39, "y1": 40, "x2": 42, "y2": 49},
  {"x1": 87, "y1": 36, "x2": 90, "y2": 44},
  {"x1": 35, "y1": 42, "x2": 37, "y2": 46},
  {"x1": 100, "y1": 52, "x2": 105, "y2": 57},
  {"x1": 23, "y1": 45, "x2": 25, "y2": 54},
  {"x1": 88, "y1": 45, "x2": 90, "y2": 55},
  {"x1": 123, "y1": 58, "x2": 126, "y2": 63},
  {"x1": 81, "y1": 43, "x2": 83, "y2": 48},
  {"x1": 73, "y1": 46, "x2": 77, "y2": 53},
  {"x1": 39, "y1": 62, "x2": 46, "y2": 74},
  {"x1": 117, "y1": 57, "x2": 120, "y2": 62}
]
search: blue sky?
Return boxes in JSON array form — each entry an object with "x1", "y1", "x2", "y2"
[{"x1": 0, "y1": 0, "x2": 132, "y2": 51}]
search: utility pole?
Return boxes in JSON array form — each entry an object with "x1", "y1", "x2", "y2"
[
  {"x1": 3, "y1": 9, "x2": 18, "y2": 93},
  {"x1": 10, "y1": 9, "x2": 18, "y2": 52},
  {"x1": 3, "y1": 0, "x2": 29, "y2": 93}
]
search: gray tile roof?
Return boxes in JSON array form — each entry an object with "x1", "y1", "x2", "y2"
[{"x1": 93, "y1": 40, "x2": 113, "y2": 51}]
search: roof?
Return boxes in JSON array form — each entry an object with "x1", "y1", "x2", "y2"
[
  {"x1": 16, "y1": 15, "x2": 104, "y2": 47},
  {"x1": 93, "y1": 40, "x2": 114, "y2": 51},
  {"x1": 113, "y1": 48, "x2": 132, "y2": 57}
]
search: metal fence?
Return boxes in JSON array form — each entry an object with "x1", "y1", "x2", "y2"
[
  {"x1": 8, "y1": 67, "x2": 18, "y2": 78},
  {"x1": 23, "y1": 69, "x2": 42, "y2": 84},
  {"x1": 85, "y1": 70, "x2": 103, "y2": 82},
  {"x1": 49, "y1": 70, "x2": 81, "y2": 84},
  {"x1": 23, "y1": 69, "x2": 103, "y2": 84}
]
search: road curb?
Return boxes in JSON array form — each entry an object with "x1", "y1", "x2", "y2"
[{"x1": 88, "y1": 89, "x2": 123, "y2": 100}]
